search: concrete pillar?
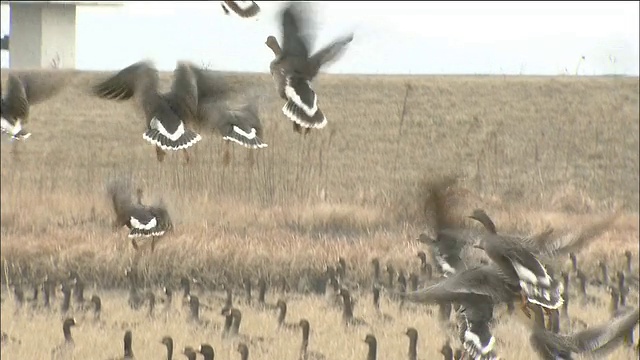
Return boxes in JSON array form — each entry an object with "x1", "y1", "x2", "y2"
[{"x1": 9, "y1": 2, "x2": 77, "y2": 69}]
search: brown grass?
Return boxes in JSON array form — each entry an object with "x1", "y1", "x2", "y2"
[{"x1": 1, "y1": 70, "x2": 639, "y2": 359}]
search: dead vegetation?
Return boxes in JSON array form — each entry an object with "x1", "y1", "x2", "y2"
[{"x1": 0, "y1": 71, "x2": 638, "y2": 358}]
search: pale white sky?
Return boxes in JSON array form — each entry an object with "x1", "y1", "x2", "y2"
[{"x1": 1, "y1": 1, "x2": 639, "y2": 75}]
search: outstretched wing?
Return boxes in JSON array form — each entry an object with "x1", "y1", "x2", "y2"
[
  {"x1": 309, "y1": 33, "x2": 354, "y2": 69},
  {"x1": 92, "y1": 60, "x2": 158, "y2": 101},
  {"x1": 3, "y1": 74, "x2": 29, "y2": 119},
  {"x1": 279, "y1": 2, "x2": 313, "y2": 58},
  {"x1": 167, "y1": 61, "x2": 199, "y2": 123},
  {"x1": 222, "y1": 1, "x2": 260, "y2": 18}
]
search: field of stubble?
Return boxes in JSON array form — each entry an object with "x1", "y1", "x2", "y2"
[{"x1": 1, "y1": 70, "x2": 639, "y2": 359}]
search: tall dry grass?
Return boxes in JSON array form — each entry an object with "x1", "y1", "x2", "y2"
[{"x1": 1, "y1": 71, "x2": 638, "y2": 359}]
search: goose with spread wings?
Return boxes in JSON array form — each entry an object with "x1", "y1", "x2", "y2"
[
  {"x1": 106, "y1": 177, "x2": 172, "y2": 251},
  {"x1": 517, "y1": 303, "x2": 639, "y2": 360},
  {"x1": 221, "y1": 1, "x2": 260, "y2": 18},
  {"x1": 402, "y1": 265, "x2": 520, "y2": 360},
  {"x1": 1, "y1": 70, "x2": 72, "y2": 141},
  {"x1": 469, "y1": 209, "x2": 620, "y2": 314},
  {"x1": 92, "y1": 60, "x2": 203, "y2": 163},
  {"x1": 266, "y1": 2, "x2": 354, "y2": 135},
  {"x1": 92, "y1": 60, "x2": 267, "y2": 164}
]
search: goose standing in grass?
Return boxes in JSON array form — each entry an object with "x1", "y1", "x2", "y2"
[
  {"x1": 198, "y1": 344, "x2": 215, "y2": 360},
  {"x1": 182, "y1": 346, "x2": 197, "y2": 360},
  {"x1": 1, "y1": 70, "x2": 72, "y2": 141},
  {"x1": 266, "y1": 2, "x2": 354, "y2": 134},
  {"x1": 51, "y1": 317, "x2": 76, "y2": 360},
  {"x1": 363, "y1": 334, "x2": 377, "y2": 360},
  {"x1": 517, "y1": 303, "x2": 639, "y2": 359},
  {"x1": 237, "y1": 342, "x2": 250, "y2": 360},
  {"x1": 160, "y1": 336, "x2": 174, "y2": 360},
  {"x1": 221, "y1": 1, "x2": 260, "y2": 18},
  {"x1": 276, "y1": 299, "x2": 299, "y2": 331},
  {"x1": 107, "y1": 178, "x2": 173, "y2": 251},
  {"x1": 108, "y1": 330, "x2": 135, "y2": 360},
  {"x1": 405, "y1": 327, "x2": 419, "y2": 360},
  {"x1": 298, "y1": 319, "x2": 326, "y2": 360}
]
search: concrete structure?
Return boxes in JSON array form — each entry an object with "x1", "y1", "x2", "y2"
[{"x1": 1, "y1": 1, "x2": 123, "y2": 69}]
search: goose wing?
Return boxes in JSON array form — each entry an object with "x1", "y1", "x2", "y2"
[{"x1": 92, "y1": 60, "x2": 158, "y2": 102}]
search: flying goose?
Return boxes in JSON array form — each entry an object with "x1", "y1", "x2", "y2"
[
  {"x1": 106, "y1": 177, "x2": 172, "y2": 250},
  {"x1": 92, "y1": 61, "x2": 202, "y2": 163},
  {"x1": 517, "y1": 303, "x2": 640, "y2": 359},
  {"x1": 1, "y1": 70, "x2": 72, "y2": 141},
  {"x1": 197, "y1": 91, "x2": 268, "y2": 167},
  {"x1": 93, "y1": 60, "x2": 266, "y2": 163},
  {"x1": 469, "y1": 210, "x2": 563, "y2": 312},
  {"x1": 402, "y1": 265, "x2": 514, "y2": 360},
  {"x1": 266, "y1": 2, "x2": 354, "y2": 134},
  {"x1": 221, "y1": 1, "x2": 260, "y2": 18}
]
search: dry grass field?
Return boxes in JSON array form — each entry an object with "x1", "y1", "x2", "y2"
[{"x1": 1, "y1": 69, "x2": 639, "y2": 359}]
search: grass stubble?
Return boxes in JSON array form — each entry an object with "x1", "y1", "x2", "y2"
[{"x1": 1, "y1": 70, "x2": 638, "y2": 359}]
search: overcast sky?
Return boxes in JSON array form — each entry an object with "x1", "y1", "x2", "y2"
[{"x1": 1, "y1": 1, "x2": 638, "y2": 75}]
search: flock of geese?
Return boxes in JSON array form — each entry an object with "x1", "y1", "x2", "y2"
[
  {"x1": 1, "y1": 1, "x2": 352, "y2": 165},
  {"x1": 3, "y1": 177, "x2": 639, "y2": 360},
  {"x1": 1, "y1": 2, "x2": 639, "y2": 360}
]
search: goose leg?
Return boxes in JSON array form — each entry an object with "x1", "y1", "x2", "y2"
[
  {"x1": 131, "y1": 238, "x2": 139, "y2": 251},
  {"x1": 292, "y1": 122, "x2": 302, "y2": 134},
  {"x1": 151, "y1": 237, "x2": 156, "y2": 252},
  {"x1": 155, "y1": 146, "x2": 166, "y2": 162},
  {"x1": 222, "y1": 142, "x2": 231, "y2": 167},
  {"x1": 182, "y1": 149, "x2": 190, "y2": 164},
  {"x1": 520, "y1": 290, "x2": 531, "y2": 317},
  {"x1": 247, "y1": 150, "x2": 255, "y2": 168},
  {"x1": 304, "y1": 127, "x2": 311, "y2": 136}
]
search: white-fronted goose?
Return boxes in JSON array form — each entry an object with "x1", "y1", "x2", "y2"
[
  {"x1": 92, "y1": 61, "x2": 202, "y2": 163},
  {"x1": 93, "y1": 60, "x2": 266, "y2": 164},
  {"x1": 198, "y1": 344, "x2": 215, "y2": 360},
  {"x1": 338, "y1": 288, "x2": 368, "y2": 327},
  {"x1": 108, "y1": 330, "x2": 135, "y2": 360},
  {"x1": 107, "y1": 178, "x2": 172, "y2": 250},
  {"x1": 299, "y1": 319, "x2": 326, "y2": 360},
  {"x1": 197, "y1": 91, "x2": 268, "y2": 167},
  {"x1": 51, "y1": 317, "x2": 76, "y2": 360},
  {"x1": 402, "y1": 265, "x2": 510, "y2": 360},
  {"x1": 405, "y1": 327, "x2": 418, "y2": 360},
  {"x1": 517, "y1": 303, "x2": 640, "y2": 359},
  {"x1": 266, "y1": 2, "x2": 353, "y2": 134},
  {"x1": 237, "y1": 342, "x2": 249, "y2": 360},
  {"x1": 221, "y1": 1, "x2": 260, "y2": 18},
  {"x1": 276, "y1": 299, "x2": 298, "y2": 331},
  {"x1": 364, "y1": 334, "x2": 377, "y2": 360},
  {"x1": 182, "y1": 346, "x2": 197, "y2": 360},
  {"x1": 160, "y1": 336, "x2": 173, "y2": 360},
  {"x1": 469, "y1": 210, "x2": 563, "y2": 312},
  {"x1": 1, "y1": 70, "x2": 72, "y2": 140}
]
